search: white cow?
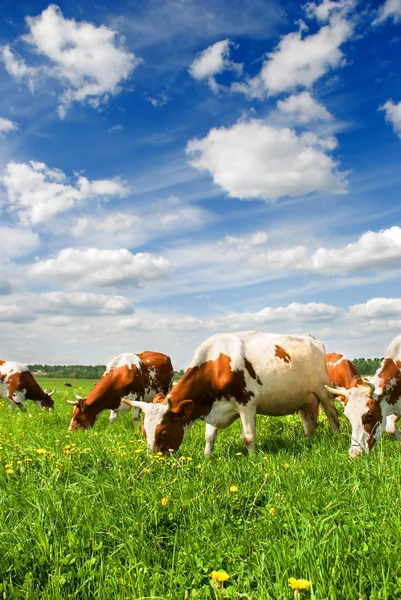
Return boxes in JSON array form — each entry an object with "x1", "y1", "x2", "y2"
[{"x1": 123, "y1": 331, "x2": 340, "y2": 454}]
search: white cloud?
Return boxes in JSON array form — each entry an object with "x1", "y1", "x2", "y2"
[
  {"x1": 1, "y1": 161, "x2": 128, "y2": 225},
  {"x1": 309, "y1": 226, "x2": 401, "y2": 275},
  {"x1": 189, "y1": 39, "x2": 241, "y2": 92},
  {"x1": 234, "y1": 17, "x2": 353, "y2": 98},
  {"x1": 29, "y1": 248, "x2": 172, "y2": 289},
  {"x1": 249, "y1": 245, "x2": 309, "y2": 270},
  {"x1": 373, "y1": 0, "x2": 401, "y2": 24},
  {"x1": 0, "y1": 117, "x2": 18, "y2": 136},
  {"x1": 350, "y1": 297, "x2": 401, "y2": 319},
  {"x1": 0, "y1": 304, "x2": 34, "y2": 323},
  {"x1": 0, "y1": 279, "x2": 12, "y2": 295},
  {"x1": 275, "y1": 91, "x2": 333, "y2": 124},
  {"x1": 1, "y1": 5, "x2": 140, "y2": 117},
  {"x1": 186, "y1": 118, "x2": 348, "y2": 201},
  {"x1": 218, "y1": 231, "x2": 268, "y2": 250},
  {"x1": 35, "y1": 291, "x2": 134, "y2": 316},
  {"x1": 0, "y1": 226, "x2": 39, "y2": 258},
  {"x1": 303, "y1": 0, "x2": 356, "y2": 22},
  {"x1": 118, "y1": 317, "x2": 142, "y2": 330},
  {"x1": 380, "y1": 99, "x2": 401, "y2": 139},
  {"x1": 153, "y1": 315, "x2": 205, "y2": 331}
]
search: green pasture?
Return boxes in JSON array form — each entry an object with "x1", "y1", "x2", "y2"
[{"x1": 1, "y1": 377, "x2": 401, "y2": 599}]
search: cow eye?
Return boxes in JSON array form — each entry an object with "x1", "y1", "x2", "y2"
[
  {"x1": 159, "y1": 430, "x2": 167, "y2": 438},
  {"x1": 364, "y1": 412, "x2": 374, "y2": 421}
]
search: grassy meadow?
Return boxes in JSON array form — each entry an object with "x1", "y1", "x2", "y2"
[{"x1": 1, "y1": 377, "x2": 401, "y2": 599}]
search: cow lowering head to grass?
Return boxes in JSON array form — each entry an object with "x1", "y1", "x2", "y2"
[
  {"x1": 66, "y1": 351, "x2": 173, "y2": 430},
  {"x1": 326, "y1": 335, "x2": 401, "y2": 457},
  {"x1": 326, "y1": 353, "x2": 363, "y2": 400},
  {"x1": 0, "y1": 361, "x2": 55, "y2": 410},
  {"x1": 123, "y1": 331, "x2": 340, "y2": 455}
]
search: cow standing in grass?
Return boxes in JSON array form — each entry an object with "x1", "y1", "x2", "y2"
[
  {"x1": 67, "y1": 351, "x2": 173, "y2": 430},
  {"x1": 326, "y1": 353, "x2": 363, "y2": 392},
  {"x1": 124, "y1": 332, "x2": 340, "y2": 455},
  {"x1": 326, "y1": 335, "x2": 401, "y2": 457},
  {"x1": 0, "y1": 361, "x2": 55, "y2": 410}
]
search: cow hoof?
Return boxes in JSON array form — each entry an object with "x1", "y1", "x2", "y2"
[{"x1": 349, "y1": 447, "x2": 362, "y2": 458}]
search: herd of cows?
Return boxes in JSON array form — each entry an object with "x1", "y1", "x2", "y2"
[{"x1": 1, "y1": 331, "x2": 401, "y2": 458}]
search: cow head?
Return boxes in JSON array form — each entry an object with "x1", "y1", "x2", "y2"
[
  {"x1": 66, "y1": 394, "x2": 96, "y2": 430},
  {"x1": 123, "y1": 396, "x2": 195, "y2": 453},
  {"x1": 325, "y1": 383, "x2": 385, "y2": 457},
  {"x1": 41, "y1": 388, "x2": 56, "y2": 409}
]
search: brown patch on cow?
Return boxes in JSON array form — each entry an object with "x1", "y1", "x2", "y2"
[
  {"x1": 378, "y1": 358, "x2": 401, "y2": 405},
  {"x1": 153, "y1": 353, "x2": 255, "y2": 452},
  {"x1": 326, "y1": 353, "x2": 362, "y2": 390},
  {"x1": 244, "y1": 358, "x2": 262, "y2": 385},
  {"x1": 362, "y1": 398, "x2": 383, "y2": 436},
  {"x1": 274, "y1": 345, "x2": 291, "y2": 364},
  {"x1": 69, "y1": 351, "x2": 174, "y2": 429},
  {"x1": 6, "y1": 370, "x2": 54, "y2": 408}
]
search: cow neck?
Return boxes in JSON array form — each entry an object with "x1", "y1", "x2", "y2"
[
  {"x1": 84, "y1": 365, "x2": 143, "y2": 411},
  {"x1": 10, "y1": 371, "x2": 45, "y2": 400}
]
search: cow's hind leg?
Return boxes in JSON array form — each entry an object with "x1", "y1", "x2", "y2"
[
  {"x1": 204, "y1": 423, "x2": 218, "y2": 456},
  {"x1": 239, "y1": 407, "x2": 257, "y2": 454},
  {"x1": 298, "y1": 408, "x2": 318, "y2": 439},
  {"x1": 109, "y1": 410, "x2": 118, "y2": 425},
  {"x1": 319, "y1": 390, "x2": 340, "y2": 433},
  {"x1": 385, "y1": 415, "x2": 401, "y2": 440},
  {"x1": 132, "y1": 407, "x2": 141, "y2": 422}
]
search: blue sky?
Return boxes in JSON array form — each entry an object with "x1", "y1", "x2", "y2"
[{"x1": 0, "y1": 0, "x2": 400, "y2": 368}]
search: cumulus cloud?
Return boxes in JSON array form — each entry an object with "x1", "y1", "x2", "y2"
[
  {"x1": 303, "y1": 0, "x2": 356, "y2": 22},
  {"x1": 275, "y1": 91, "x2": 333, "y2": 124},
  {"x1": 373, "y1": 0, "x2": 401, "y2": 24},
  {"x1": 309, "y1": 226, "x2": 401, "y2": 275},
  {"x1": 35, "y1": 291, "x2": 134, "y2": 316},
  {"x1": 118, "y1": 317, "x2": 142, "y2": 330},
  {"x1": 0, "y1": 226, "x2": 39, "y2": 258},
  {"x1": 350, "y1": 297, "x2": 401, "y2": 319},
  {"x1": 0, "y1": 117, "x2": 18, "y2": 136},
  {"x1": 28, "y1": 248, "x2": 172, "y2": 289},
  {"x1": 380, "y1": 99, "x2": 401, "y2": 139},
  {"x1": 189, "y1": 39, "x2": 241, "y2": 92},
  {"x1": 249, "y1": 245, "x2": 309, "y2": 270},
  {"x1": 218, "y1": 231, "x2": 268, "y2": 251},
  {"x1": 233, "y1": 17, "x2": 353, "y2": 98},
  {"x1": 0, "y1": 161, "x2": 128, "y2": 225},
  {"x1": 1, "y1": 5, "x2": 140, "y2": 117},
  {"x1": 0, "y1": 304, "x2": 34, "y2": 323},
  {"x1": 186, "y1": 118, "x2": 347, "y2": 201}
]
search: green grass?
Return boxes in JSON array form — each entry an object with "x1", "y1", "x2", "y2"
[{"x1": 1, "y1": 378, "x2": 401, "y2": 599}]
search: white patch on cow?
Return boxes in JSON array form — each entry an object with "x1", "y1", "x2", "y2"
[
  {"x1": 0, "y1": 380, "x2": 8, "y2": 399},
  {"x1": 34, "y1": 401, "x2": 42, "y2": 409},
  {"x1": 343, "y1": 386, "x2": 384, "y2": 455},
  {"x1": 328, "y1": 355, "x2": 347, "y2": 368},
  {"x1": 143, "y1": 403, "x2": 169, "y2": 451},
  {"x1": 12, "y1": 389, "x2": 27, "y2": 406},
  {"x1": 0, "y1": 361, "x2": 28, "y2": 377},
  {"x1": 104, "y1": 353, "x2": 142, "y2": 374}
]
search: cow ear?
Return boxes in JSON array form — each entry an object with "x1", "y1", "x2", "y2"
[
  {"x1": 337, "y1": 394, "x2": 348, "y2": 406},
  {"x1": 172, "y1": 399, "x2": 194, "y2": 421}
]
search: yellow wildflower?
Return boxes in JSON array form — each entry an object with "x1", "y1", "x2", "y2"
[
  {"x1": 64, "y1": 445, "x2": 71, "y2": 450},
  {"x1": 235, "y1": 452, "x2": 242, "y2": 456},
  {"x1": 284, "y1": 463, "x2": 290, "y2": 469},
  {"x1": 134, "y1": 449, "x2": 144, "y2": 454},
  {"x1": 288, "y1": 578, "x2": 311, "y2": 591},
  {"x1": 161, "y1": 497, "x2": 169, "y2": 506},
  {"x1": 209, "y1": 570, "x2": 230, "y2": 583},
  {"x1": 5, "y1": 468, "x2": 14, "y2": 475},
  {"x1": 17, "y1": 461, "x2": 22, "y2": 465},
  {"x1": 168, "y1": 448, "x2": 174, "y2": 453},
  {"x1": 229, "y1": 485, "x2": 238, "y2": 493},
  {"x1": 14, "y1": 443, "x2": 20, "y2": 448},
  {"x1": 186, "y1": 457, "x2": 193, "y2": 461},
  {"x1": 269, "y1": 507, "x2": 277, "y2": 516},
  {"x1": 55, "y1": 468, "x2": 60, "y2": 473},
  {"x1": 36, "y1": 448, "x2": 47, "y2": 455},
  {"x1": 24, "y1": 457, "x2": 32, "y2": 463},
  {"x1": 5, "y1": 462, "x2": 13, "y2": 468},
  {"x1": 196, "y1": 464, "x2": 202, "y2": 470},
  {"x1": 93, "y1": 432, "x2": 98, "y2": 436}
]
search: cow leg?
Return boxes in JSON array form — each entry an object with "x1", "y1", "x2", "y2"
[
  {"x1": 298, "y1": 409, "x2": 318, "y2": 438},
  {"x1": 319, "y1": 390, "x2": 340, "y2": 433},
  {"x1": 204, "y1": 423, "x2": 218, "y2": 455},
  {"x1": 132, "y1": 408, "x2": 141, "y2": 422},
  {"x1": 385, "y1": 415, "x2": 401, "y2": 440},
  {"x1": 109, "y1": 410, "x2": 118, "y2": 424},
  {"x1": 239, "y1": 408, "x2": 257, "y2": 453}
]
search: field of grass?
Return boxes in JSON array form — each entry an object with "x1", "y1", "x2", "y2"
[{"x1": 1, "y1": 377, "x2": 401, "y2": 599}]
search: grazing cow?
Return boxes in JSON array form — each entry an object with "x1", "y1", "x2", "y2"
[
  {"x1": 67, "y1": 351, "x2": 173, "y2": 430},
  {"x1": 0, "y1": 361, "x2": 55, "y2": 410},
  {"x1": 123, "y1": 332, "x2": 340, "y2": 455},
  {"x1": 326, "y1": 353, "x2": 363, "y2": 404},
  {"x1": 64, "y1": 382, "x2": 72, "y2": 387},
  {"x1": 326, "y1": 334, "x2": 401, "y2": 457}
]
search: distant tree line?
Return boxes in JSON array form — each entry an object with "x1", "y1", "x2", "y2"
[
  {"x1": 352, "y1": 358, "x2": 384, "y2": 376},
  {"x1": 29, "y1": 364, "x2": 187, "y2": 380}
]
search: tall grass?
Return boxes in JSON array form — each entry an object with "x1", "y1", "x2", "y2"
[{"x1": 0, "y1": 378, "x2": 400, "y2": 599}]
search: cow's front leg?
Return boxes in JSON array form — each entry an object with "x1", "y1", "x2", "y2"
[
  {"x1": 204, "y1": 423, "x2": 218, "y2": 455},
  {"x1": 132, "y1": 407, "x2": 141, "y2": 422},
  {"x1": 385, "y1": 414, "x2": 401, "y2": 440},
  {"x1": 239, "y1": 407, "x2": 256, "y2": 453},
  {"x1": 109, "y1": 410, "x2": 118, "y2": 424},
  {"x1": 298, "y1": 409, "x2": 318, "y2": 438}
]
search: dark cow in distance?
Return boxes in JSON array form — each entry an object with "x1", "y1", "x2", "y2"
[
  {"x1": 0, "y1": 360, "x2": 55, "y2": 410},
  {"x1": 124, "y1": 332, "x2": 340, "y2": 455},
  {"x1": 326, "y1": 334, "x2": 401, "y2": 457},
  {"x1": 67, "y1": 351, "x2": 173, "y2": 430}
]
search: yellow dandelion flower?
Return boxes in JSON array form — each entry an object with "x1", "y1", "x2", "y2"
[
  {"x1": 161, "y1": 497, "x2": 169, "y2": 506},
  {"x1": 55, "y1": 440, "x2": 60, "y2": 444},
  {"x1": 209, "y1": 570, "x2": 230, "y2": 583},
  {"x1": 229, "y1": 485, "x2": 238, "y2": 493},
  {"x1": 196, "y1": 464, "x2": 202, "y2": 470},
  {"x1": 36, "y1": 448, "x2": 47, "y2": 455},
  {"x1": 288, "y1": 578, "x2": 311, "y2": 591},
  {"x1": 269, "y1": 507, "x2": 277, "y2": 516},
  {"x1": 134, "y1": 449, "x2": 144, "y2": 454},
  {"x1": 156, "y1": 451, "x2": 163, "y2": 456},
  {"x1": 186, "y1": 457, "x2": 193, "y2": 461},
  {"x1": 5, "y1": 468, "x2": 14, "y2": 475},
  {"x1": 284, "y1": 463, "x2": 290, "y2": 469},
  {"x1": 168, "y1": 448, "x2": 174, "y2": 453},
  {"x1": 142, "y1": 468, "x2": 150, "y2": 473},
  {"x1": 17, "y1": 461, "x2": 22, "y2": 465},
  {"x1": 14, "y1": 443, "x2": 20, "y2": 448},
  {"x1": 275, "y1": 493, "x2": 281, "y2": 498},
  {"x1": 5, "y1": 462, "x2": 13, "y2": 468},
  {"x1": 235, "y1": 452, "x2": 242, "y2": 456},
  {"x1": 93, "y1": 432, "x2": 98, "y2": 436},
  {"x1": 24, "y1": 457, "x2": 32, "y2": 463}
]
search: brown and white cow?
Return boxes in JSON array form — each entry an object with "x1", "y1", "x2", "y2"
[
  {"x1": 67, "y1": 351, "x2": 173, "y2": 430},
  {"x1": 326, "y1": 353, "x2": 363, "y2": 397},
  {"x1": 0, "y1": 361, "x2": 55, "y2": 410},
  {"x1": 123, "y1": 332, "x2": 340, "y2": 455},
  {"x1": 326, "y1": 335, "x2": 401, "y2": 457}
]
